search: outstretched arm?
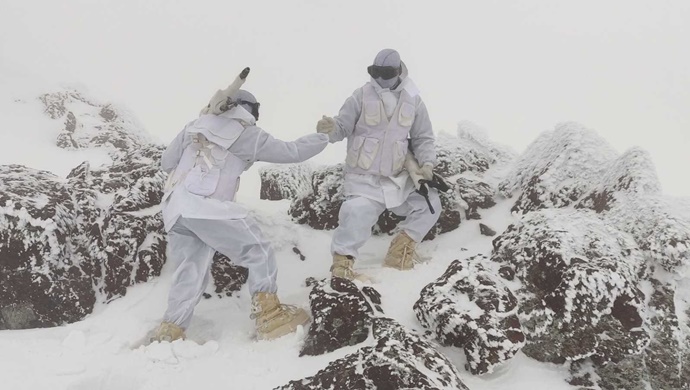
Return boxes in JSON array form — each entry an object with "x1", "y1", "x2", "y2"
[
  {"x1": 231, "y1": 127, "x2": 329, "y2": 164},
  {"x1": 321, "y1": 89, "x2": 363, "y2": 143}
]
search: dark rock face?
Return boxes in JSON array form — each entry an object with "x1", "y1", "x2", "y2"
[
  {"x1": 300, "y1": 277, "x2": 382, "y2": 356},
  {"x1": 0, "y1": 165, "x2": 95, "y2": 329},
  {"x1": 279, "y1": 318, "x2": 469, "y2": 390},
  {"x1": 593, "y1": 279, "x2": 690, "y2": 390},
  {"x1": 415, "y1": 257, "x2": 525, "y2": 374},
  {"x1": 0, "y1": 146, "x2": 169, "y2": 329},
  {"x1": 259, "y1": 164, "x2": 313, "y2": 201},
  {"x1": 491, "y1": 209, "x2": 649, "y2": 366}
]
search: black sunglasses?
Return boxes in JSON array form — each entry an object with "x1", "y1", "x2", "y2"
[{"x1": 367, "y1": 65, "x2": 401, "y2": 80}]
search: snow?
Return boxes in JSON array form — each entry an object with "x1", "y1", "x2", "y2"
[{"x1": 2, "y1": 59, "x2": 688, "y2": 390}]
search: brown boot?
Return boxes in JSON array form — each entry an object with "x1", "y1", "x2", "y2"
[
  {"x1": 383, "y1": 231, "x2": 417, "y2": 270},
  {"x1": 330, "y1": 254, "x2": 373, "y2": 282},
  {"x1": 150, "y1": 322, "x2": 186, "y2": 343},
  {"x1": 251, "y1": 292, "x2": 310, "y2": 341}
]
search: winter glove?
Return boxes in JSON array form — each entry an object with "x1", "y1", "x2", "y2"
[
  {"x1": 420, "y1": 162, "x2": 434, "y2": 181},
  {"x1": 316, "y1": 115, "x2": 336, "y2": 134}
]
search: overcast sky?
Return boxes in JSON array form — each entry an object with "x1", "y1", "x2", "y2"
[{"x1": 1, "y1": 0, "x2": 689, "y2": 196}]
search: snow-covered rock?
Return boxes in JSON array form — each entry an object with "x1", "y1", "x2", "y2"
[
  {"x1": 492, "y1": 209, "x2": 649, "y2": 366},
  {"x1": 577, "y1": 148, "x2": 690, "y2": 275},
  {"x1": 259, "y1": 164, "x2": 313, "y2": 201},
  {"x1": 456, "y1": 177, "x2": 496, "y2": 220},
  {"x1": 39, "y1": 90, "x2": 150, "y2": 158},
  {"x1": 0, "y1": 165, "x2": 95, "y2": 329},
  {"x1": 499, "y1": 122, "x2": 617, "y2": 213},
  {"x1": 288, "y1": 164, "x2": 345, "y2": 231},
  {"x1": 279, "y1": 318, "x2": 470, "y2": 390},
  {"x1": 66, "y1": 144, "x2": 167, "y2": 300},
  {"x1": 300, "y1": 277, "x2": 383, "y2": 356},
  {"x1": 414, "y1": 256, "x2": 525, "y2": 375},
  {"x1": 436, "y1": 121, "x2": 516, "y2": 178}
]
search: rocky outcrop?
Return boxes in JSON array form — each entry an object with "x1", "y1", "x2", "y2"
[
  {"x1": 498, "y1": 123, "x2": 690, "y2": 276},
  {"x1": 492, "y1": 209, "x2": 649, "y2": 366},
  {"x1": 278, "y1": 318, "x2": 470, "y2": 390},
  {"x1": 40, "y1": 90, "x2": 150, "y2": 158},
  {"x1": 415, "y1": 256, "x2": 525, "y2": 374},
  {"x1": 0, "y1": 165, "x2": 95, "y2": 329},
  {"x1": 576, "y1": 148, "x2": 690, "y2": 275},
  {"x1": 499, "y1": 122, "x2": 618, "y2": 214},
  {"x1": 300, "y1": 277, "x2": 383, "y2": 356}
]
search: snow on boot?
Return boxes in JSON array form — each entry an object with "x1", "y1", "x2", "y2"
[
  {"x1": 383, "y1": 231, "x2": 417, "y2": 270},
  {"x1": 331, "y1": 254, "x2": 373, "y2": 282},
  {"x1": 251, "y1": 292, "x2": 310, "y2": 341},
  {"x1": 150, "y1": 322, "x2": 186, "y2": 343}
]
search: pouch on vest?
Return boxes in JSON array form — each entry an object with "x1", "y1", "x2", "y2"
[
  {"x1": 346, "y1": 135, "x2": 365, "y2": 168},
  {"x1": 398, "y1": 102, "x2": 415, "y2": 127},
  {"x1": 364, "y1": 101, "x2": 382, "y2": 126},
  {"x1": 358, "y1": 137, "x2": 380, "y2": 170},
  {"x1": 184, "y1": 165, "x2": 221, "y2": 196},
  {"x1": 392, "y1": 140, "x2": 408, "y2": 172}
]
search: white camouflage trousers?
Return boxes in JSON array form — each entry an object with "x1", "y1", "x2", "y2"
[
  {"x1": 162, "y1": 216, "x2": 277, "y2": 328},
  {"x1": 331, "y1": 190, "x2": 441, "y2": 259}
]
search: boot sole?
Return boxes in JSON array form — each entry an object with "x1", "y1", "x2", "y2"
[
  {"x1": 383, "y1": 262, "x2": 414, "y2": 271},
  {"x1": 257, "y1": 311, "x2": 311, "y2": 341}
]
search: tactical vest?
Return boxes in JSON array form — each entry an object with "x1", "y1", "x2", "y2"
[
  {"x1": 164, "y1": 119, "x2": 247, "y2": 203},
  {"x1": 345, "y1": 83, "x2": 416, "y2": 177}
]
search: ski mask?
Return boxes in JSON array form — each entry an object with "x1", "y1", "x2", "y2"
[
  {"x1": 228, "y1": 89, "x2": 260, "y2": 121},
  {"x1": 368, "y1": 48, "x2": 402, "y2": 89}
]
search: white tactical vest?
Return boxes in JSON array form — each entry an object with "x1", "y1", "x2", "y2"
[
  {"x1": 345, "y1": 83, "x2": 416, "y2": 177},
  {"x1": 164, "y1": 114, "x2": 248, "y2": 203}
]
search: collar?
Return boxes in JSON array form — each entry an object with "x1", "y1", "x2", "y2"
[
  {"x1": 369, "y1": 76, "x2": 420, "y2": 98},
  {"x1": 219, "y1": 105, "x2": 256, "y2": 126}
]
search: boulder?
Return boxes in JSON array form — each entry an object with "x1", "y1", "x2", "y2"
[
  {"x1": 278, "y1": 318, "x2": 470, "y2": 390},
  {"x1": 414, "y1": 256, "x2": 525, "y2": 374}
]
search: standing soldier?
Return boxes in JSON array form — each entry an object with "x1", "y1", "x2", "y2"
[{"x1": 316, "y1": 49, "x2": 440, "y2": 281}]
